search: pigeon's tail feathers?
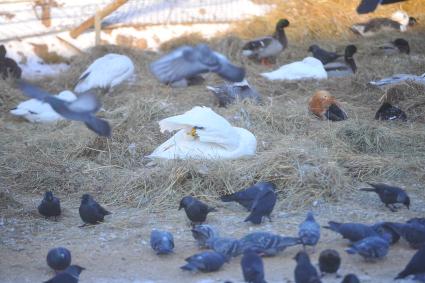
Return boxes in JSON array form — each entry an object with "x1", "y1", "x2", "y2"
[
  {"x1": 345, "y1": 247, "x2": 357, "y2": 255},
  {"x1": 180, "y1": 263, "x2": 197, "y2": 272},
  {"x1": 323, "y1": 221, "x2": 341, "y2": 231},
  {"x1": 84, "y1": 116, "x2": 111, "y2": 137},
  {"x1": 244, "y1": 213, "x2": 262, "y2": 224}
]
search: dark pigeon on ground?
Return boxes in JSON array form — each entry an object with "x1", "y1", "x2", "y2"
[
  {"x1": 356, "y1": 0, "x2": 407, "y2": 14},
  {"x1": 206, "y1": 79, "x2": 262, "y2": 107},
  {"x1": 43, "y1": 265, "x2": 85, "y2": 283},
  {"x1": 318, "y1": 249, "x2": 341, "y2": 276},
  {"x1": 179, "y1": 196, "x2": 216, "y2": 225},
  {"x1": 150, "y1": 44, "x2": 245, "y2": 87},
  {"x1": 294, "y1": 251, "x2": 322, "y2": 283},
  {"x1": 181, "y1": 251, "x2": 226, "y2": 273},
  {"x1": 191, "y1": 224, "x2": 220, "y2": 248},
  {"x1": 299, "y1": 211, "x2": 321, "y2": 251},
  {"x1": 375, "y1": 102, "x2": 407, "y2": 121},
  {"x1": 221, "y1": 181, "x2": 276, "y2": 211},
  {"x1": 371, "y1": 222, "x2": 400, "y2": 244},
  {"x1": 308, "y1": 45, "x2": 341, "y2": 65},
  {"x1": 17, "y1": 80, "x2": 111, "y2": 137},
  {"x1": 78, "y1": 194, "x2": 111, "y2": 226},
  {"x1": 324, "y1": 221, "x2": 379, "y2": 242},
  {"x1": 0, "y1": 45, "x2": 22, "y2": 80},
  {"x1": 345, "y1": 235, "x2": 390, "y2": 261},
  {"x1": 241, "y1": 248, "x2": 267, "y2": 283},
  {"x1": 38, "y1": 191, "x2": 61, "y2": 220},
  {"x1": 384, "y1": 222, "x2": 425, "y2": 249},
  {"x1": 341, "y1": 274, "x2": 360, "y2": 283},
  {"x1": 46, "y1": 247, "x2": 71, "y2": 272},
  {"x1": 244, "y1": 184, "x2": 277, "y2": 224},
  {"x1": 360, "y1": 182, "x2": 410, "y2": 211},
  {"x1": 407, "y1": 218, "x2": 425, "y2": 227},
  {"x1": 206, "y1": 237, "x2": 241, "y2": 259},
  {"x1": 150, "y1": 229, "x2": 174, "y2": 255},
  {"x1": 239, "y1": 232, "x2": 301, "y2": 257},
  {"x1": 395, "y1": 245, "x2": 425, "y2": 279}
]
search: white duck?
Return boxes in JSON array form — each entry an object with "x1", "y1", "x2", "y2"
[
  {"x1": 74, "y1": 53, "x2": 135, "y2": 93},
  {"x1": 148, "y1": 106, "x2": 257, "y2": 160},
  {"x1": 10, "y1": 90, "x2": 77, "y2": 123},
  {"x1": 261, "y1": 57, "x2": 327, "y2": 81}
]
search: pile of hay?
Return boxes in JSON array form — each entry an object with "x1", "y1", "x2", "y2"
[{"x1": 1, "y1": 1, "x2": 425, "y2": 211}]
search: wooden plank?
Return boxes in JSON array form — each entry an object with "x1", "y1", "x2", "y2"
[{"x1": 69, "y1": 0, "x2": 128, "y2": 39}]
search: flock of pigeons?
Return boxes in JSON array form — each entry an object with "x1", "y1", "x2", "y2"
[
  {"x1": 37, "y1": 181, "x2": 425, "y2": 282},
  {"x1": 1, "y1": 0, "x2": 424, "y2": 282}
]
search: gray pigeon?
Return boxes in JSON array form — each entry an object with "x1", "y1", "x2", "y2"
[
  {"x1": 324, "y1": 221, "x2": 379, "y2": 242},
  {"x1": 360, "y1": 182, "x2": 410, "y2": 211},
  {"x1": 341, "y1": 274, "x2": 360, "y2": 283},
  {"x1": 239, "y1": 232, "x2": 301, "y2": 257},
  {"x1": 299, "y1": 211, "x2": 321, "y2": 251},
  {"x1": 46, "y1": 247, "x2": 71, "y2": 272},
  {"x1": 179, "y1": 196, "x2": 216, "y2": 225},
  {"x1": 396, "y1": 245, "x2": 425, "y2": 279},
  {"x1": 308, "y1": 45, "x2": 341, "y2": 65},
  {"x1": 371, "y1": 222, "x2": 400, "y2": 244},
  {"x1": 318, "y1": 249, "x2": 341, "y2": 276},
  {"x1": 38, "y1": 191, "x2": 61, "y2": 220},
  {"x1": 150, "y1": 229, "x2": 174, "y2": 255},
  {"x1": 206, "y1": 237, "x2": 241, "y2": 259},
  {"x1": 150, "y1": 44, "x2": 245, "y2": 86},
  {"x1": 17, "y1": 80, "x2": 111, "y2": 137},
  {"x1": 221, "y1": 182, "x2": 276, "y2": 211},
  {"x1": 407, "y1": 218, "x2": 425, "y2": 227},
  {"x1": 244, "y1": 185, "x2": 277, "y2": 224},
  {"x1": 181, "y1": 251, "x2": 226, "y2": 273},
  {"x1": 206, "y1": 79, "x2": 261, "y2": 107},
  {"x1": 241, "y1": 248, "x2": 267, "y2": 283},
  {"x1": 357, "y1": 0, "x2": 407, "y2": 14},
  {"x1": 383, "y1": 222, "x2": 425, "y2": 249},
  {"x1": 345, "y1": 236, "x2": 390, "y2": 261},
  {"x1": 294, "y1": 251, "x2": 322, "y2": 283},
  {"x1": 78, "y1": 194, "x2": 111, "y2": 226},
  {"x1": 43, "y1": 265, "x2": 85, "y2": 283},
  {"x1": 191, "y1": 224, "x2": 220, "y2": 248}
]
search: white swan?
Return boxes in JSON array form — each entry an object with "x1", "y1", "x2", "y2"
[
  {"x1": 261, "y1": 57, "x2": 327, "y2": 81},
  {"x1": 148, "y1": 106, "x2": 257, "y2": 160},
  {"x1": 74, "y1": 53, "x2": 135, "y2": 93},
  {"x1": 10, "y1": 90, "x2": 77, "y2": 123}
]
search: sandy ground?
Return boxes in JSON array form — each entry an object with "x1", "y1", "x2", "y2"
[{"x1": 1, "y1": 189, "x2": 424, "y2": 283}]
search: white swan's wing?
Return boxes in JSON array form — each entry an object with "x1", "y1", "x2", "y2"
[{"x1": 262, "y1": 57, "x2": 326, "y2": 80}]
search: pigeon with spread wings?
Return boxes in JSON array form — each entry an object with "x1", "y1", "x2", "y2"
[
  {"x1": 150, "y1": 44, "x2": 245, "y2": 87},
  {"x1": 17, "y1": 80, "x2": 111, "y2": 137}
]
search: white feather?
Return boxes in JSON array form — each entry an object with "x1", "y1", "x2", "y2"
[
  {"x1": 148, "y1": 106, "x2": 257, "y2": 160},
  {"x1": 10, "y1": 90, "x2": 77, "y2": 123},
  {"x1": 261, "y1": 57, "x2": 327, "y2": 81},
  {"x1": 74, "y1": 53, "x2": 134, "y2": 93}
]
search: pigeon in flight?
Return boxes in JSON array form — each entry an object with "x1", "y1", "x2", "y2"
[
  {"x1": 357, "y1": 0, "x2": 407, "y2": 14},
  {"x1": 17, "y1": 80, "x2": 111, "y2": 137}
]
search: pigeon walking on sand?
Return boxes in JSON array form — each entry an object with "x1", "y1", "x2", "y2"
[
  {"x1": 239, "y1": 232, "x2": 301, "y2": 257},
  {"x1": 395, "y1": 245, "x2": 425, "y2": 279},
  {"x1": 241, "y1": 248, "x2": 267, "y2": 283},
  {"x1": 150, "y1": 44, "x2": 245, "y2": 87},
  {"x1": 46, "y1": 247, "x2": 71, "y2": 272},
  {"x1": 294, "y1": 251, "x2": 322, "y2": 283},
  {"x1": 207, "y1": 237, "x2": 241, "y2": 259},
  {"x1": 17, "y1": 80, "x2": 111, "y2": 137},
  {"x1": 345, "y1": 235, "x2": 390, "y2": 261},
  {"x1": 43, "y1": 265, "x2": 85, "y2": 283},
  {"x1": 360, "y1": 183, "x2": 410, "y2": 211},
  {"x1": 181, "y1": 251, "x2": 227, "y2": 273},
  {"x1": 191, "y1": 224, "x2": 220, "y2": 248},
  {"x1": 78, "y1": 194, "x2": 111, "y2": 226},
  {"x1": 179, "y1": 196, "x2": 216, "y2": 226},
  {"x1": 244, "y1": 184, "x2": 276, "y2": 224},
  {"x1": 38, "y1": 191, "x2": 61, "y2": 220},
  {"x1": 318, "y1": 249, "x2": 341, "y2": 277},
  {"x1": 299, "y1": 211, "x2": 321, "y2": 251},
  {"x1": 150, "y1": 230, "x2": 174, "y2": 255},
  {"x1": 221, "y1": 181, "x2": 276, "y2": 211}
]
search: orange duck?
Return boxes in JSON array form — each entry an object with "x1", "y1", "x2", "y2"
[{"x1": 308, "y1": 90, "x2": 348, "y2": 121}]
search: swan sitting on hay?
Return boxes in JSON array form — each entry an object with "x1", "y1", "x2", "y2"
[{"x1": 148, "y1": 106, "x2": 257, "y2": 160}]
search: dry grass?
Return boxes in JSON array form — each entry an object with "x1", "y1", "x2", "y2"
[{"x1": 1, "y1": 1, "x2": 425, "y2": 212}]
